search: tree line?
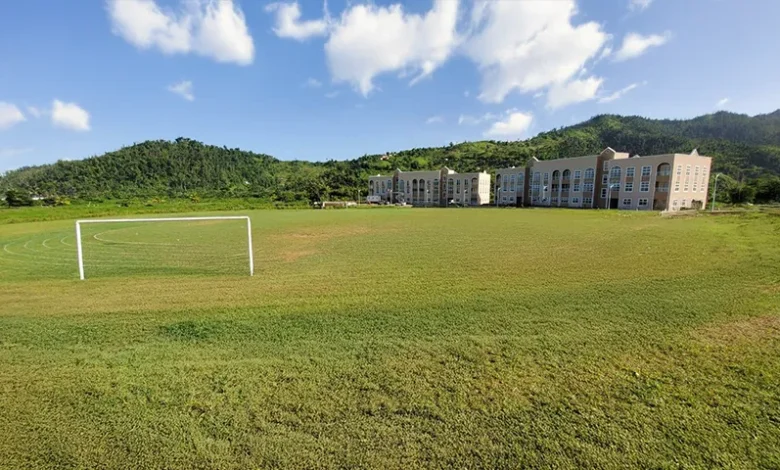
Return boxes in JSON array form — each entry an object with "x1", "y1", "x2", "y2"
[{"x1": 2, "y1": 111, "x2": 780, "y2": 206}]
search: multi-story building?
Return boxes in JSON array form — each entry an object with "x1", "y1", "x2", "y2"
[
  {"x1": 369, "y1": 148, "x2": 711, "y2": 211},
  {"x1": 367, "y1": 168, "x2": 491, "y2": 206},
  {"x1": 494, "y1": 166, "x2": 528, "y2": 207},
  {"x1": 521, "y1": 147, "x2": 711, "y2": 211}
]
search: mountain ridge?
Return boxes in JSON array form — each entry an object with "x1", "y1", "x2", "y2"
[{"x1": 2, "y1": 110, "x2": 780, "y2": 203}]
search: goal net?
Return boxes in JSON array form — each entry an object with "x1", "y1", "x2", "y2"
[{"x1": 75, "y1": 216, "x2": 253, "y2": 280}]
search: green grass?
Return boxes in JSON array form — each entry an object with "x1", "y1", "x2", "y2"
[{"x1": 1, "y1": 208, "x2": 779, "y2": 469}]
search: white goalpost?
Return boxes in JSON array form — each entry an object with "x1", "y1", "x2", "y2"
[{"x1": 75, "y1": 216, "x2": 253, "y2": 280}]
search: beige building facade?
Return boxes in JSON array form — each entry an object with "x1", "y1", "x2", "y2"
[
  {"x1": 368, "y1": 168, "x2": 491, "y2": 206},
  {"x1": 369, "y1": 148, "x2": 711, "y2": 211}
]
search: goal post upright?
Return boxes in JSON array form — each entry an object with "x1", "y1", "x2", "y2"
[
  {"x1": 76, "y1": 221, "x2": 85, "y2": 281},
  {"x1": 246, "y1": 216, "x2": 254, "y2": 276},
  {"x1": 74, "y1": 215, "x2": 254, "y2": 280}
]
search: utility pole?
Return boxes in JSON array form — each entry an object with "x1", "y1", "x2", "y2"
[{"x1": 711, "y1": 173, "x2": 723, "y2": 212}]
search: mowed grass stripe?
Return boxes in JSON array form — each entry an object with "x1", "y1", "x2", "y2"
[{"x1": 0, "y1": 208, "x2": 778, "y2": 468}]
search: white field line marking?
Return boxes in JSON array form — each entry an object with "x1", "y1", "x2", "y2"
[
  {"x1": 61, "y1": 236, "x2": 73, "y2": 246},
  {"x1": 43, "y1": 238, "x2": 54, "y2": 248},
  {"x1": 92, "y1": 228, "x2": 188, "y2": 246},
  {"x1": 23, "y1": 240, "x2": 34, "y2": 250}
]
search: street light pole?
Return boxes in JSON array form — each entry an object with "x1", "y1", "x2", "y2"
[{"x1": 711, "y1": 173, "x2": 723, "y2": 212}]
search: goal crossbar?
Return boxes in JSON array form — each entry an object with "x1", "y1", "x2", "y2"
[{"x1": 75, "y1": 215, "x2": 253, "y2": 280}]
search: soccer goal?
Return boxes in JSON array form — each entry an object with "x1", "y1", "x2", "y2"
[{"x1": 75, "y1": 216, "x2": 253, "y2": 280}]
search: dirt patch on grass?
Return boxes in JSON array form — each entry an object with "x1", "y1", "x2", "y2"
[
  {"x1": 693, "y1": 315, "x2": 780, "y2": 346},
  {"x1": 279, "y1": 225, "x2": 376, "y2": 241},
  {"x1": 280, "y1": 249, "x2": 317, "y2": 262}
]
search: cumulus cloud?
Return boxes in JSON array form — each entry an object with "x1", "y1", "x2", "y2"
[
  {"x1": 304, "y1": 77, "x2": 323, "y2": 88},
  {"x1": 458, "y1": 112, "x2": 499, "y2": 126},
  {"x1": 26, "y1": 106, "x2": 43, "y2": 118},
  {"x1": 51, "y1": 100, "x2": 91, "y2": 131},
  {"x1": 629, "y1": 0, "x2": 653, "y2": 11},
  {"x1": 168, "y1": 80, "x2": 194, "y2": 101},
  {"x1": 324, "y1": 90, "x2": 339, "y2": 98},
  {"x1": 0, "y1": 102, "x2": 25, "y2": 130},
  {"x1": 107, "y1": 0, "x2": 254, "y2": 65},
  {"x1": 598, "y1": 81, "x2": 646, "y2": 103},
  {"x1": 266, "y1": 2, "x2": 329, "y2": 41},
  {"x1": 464, "y1": 0, "x2": 608, "y2": 104},
  {"x1": 324, "y1": 0, "x2": 459, "y2": 96},
  {"x1": 425, "y1": 115, "x2": 444, "y2": 124},
  {"x1": 546, "y1": 77, "x2": 603, "y2": 109},
  {"x1": 716, "y1": 98, "x2": 729, "y2": 108},
  {"x1": 484, "y1": 111, "x2": 533, "y2": 139},
  {"x1": 614, "y1": 32, "x2": 670, "y2": 61}
]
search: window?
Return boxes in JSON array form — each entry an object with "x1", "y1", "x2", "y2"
[
  {"x1": 600, "y1": 188, "x2": 608, "y2": 198},
  {"x1": 583, "y1": 197, "x2": 593, "y2": 206},
  {"x1": 456, "y1": 179, "x2": 461, "y2": 194},
  {"x1": 562, "y1": 170, "x2": 571, "y2": 180},
  {"x1": 684, "y1": 180, "x2": 689, "y2": 192},
  {"x1": 584, "y1": 183, "x2": 594, "y2": 192},
  {"x1": 656, "y1": 183, "x2": 669, "y2": 193},
  {"x1": 673, "y1": 200, "x2": 679, "y2": 207},
  {"x1": 641, "y1": 166, "x2": 651, "y2": 177},
  {"x1": 622, "y1": 198, "x2": 632, "y2": 207},
  {"x1": 625, "y1": 182, "x2": 633, "y2": 192},
  {"x1": 510, "y1": 174, "x2": 515, "y2": 191},
  {"x1": 640, "y1": 181, "x2": 650, "y2": 192},
  {"x1": 693, "y1": 166, "x2": 699, "y2": 192},
  {"x1": 543, "y1": 172, "x2": 549, "y2": 184},
  {"x1": 502, "y1": 196, "x2": 506, "y2": 202},
  {"x1": 407, "y1": 181, "x2": 411, "y2": 194},
  {"x1": 561, "y1": 197, "x2": 568, "y2": 205},
  {"x1": 657, "y1": 163, "x2": 671, "y2": 176},
  {"x1": 398, "y1": 180, "x2": 404, "y2": 193},
  {"x1": 533, "y1": 172, "x2": 541, "y2": 182},
  {"x1": 674, "y1": 180, "x2": 680, "y2": 192},
  {"x1": 638, "y1": 198, "x2": 648, "y2": 207},
  {"x1": 573, "y1": 183, "x2": 581, "y2": 192},
  {"x1": 381, "y1": 181, "x2": 386, "y2": 193},
  {"x1": 603, "y1": 161, "x2": 609, "y2": 171},
  {"x1": 686, "y1": 165, "x2": 691, "y2": 175},
  {"x1": 572, "y1": 197, "x2": 579, "y2": 204},
  {"x1": 561, "y1": 183, "x2": 570, "y2": 191},
  {"x1": 551, "y1": 197, "x2": 559, "y2": 204},
  {"x1": 602, "y1": 174, "x2": 609, "y2": 185},
  {"x1": 701, "y1": 169, "x2": 708, "y2": 192},
  {"x1": 610, "y1": 184, "x2": 621, "y2": 193},
  {"x1": 584, "y1": 168, "x2": 595, "y2": 179},
  {"x1": 447, "y1": 178, "x2": 454, "y2": 196},
  {"x1": 676, "y1": 165, "x2": 682, "y2": 176},
  {"x1": 681, "y1": 199, "x2": 687, "y2": 207},
  {"x1": 626, "y1": 167, "x2": 635, "y2": 177},
  {"x1": 574, "y1": 170, "x2": 581, "y2": 179}
]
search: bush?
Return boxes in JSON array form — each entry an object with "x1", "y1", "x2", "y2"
[{"x1": 4, "y1": 189, "x2": 33, "y2": 207}]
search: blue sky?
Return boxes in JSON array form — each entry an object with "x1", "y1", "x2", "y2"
[{"x1": 1, "y1": 0, "x2": 779, "y2": 172}]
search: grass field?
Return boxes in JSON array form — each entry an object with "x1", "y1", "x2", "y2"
[{"x1": 1, "y1": 208, "x2": 779, "y2": 469}]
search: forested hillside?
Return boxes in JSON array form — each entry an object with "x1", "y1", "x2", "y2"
[{"x1": 3, "y1": 110, "x2": 780, "y2": 205}]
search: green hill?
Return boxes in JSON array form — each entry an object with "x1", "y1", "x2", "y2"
[{"x1": 2, "y1": 111, "x2": 780, "y2": 204}]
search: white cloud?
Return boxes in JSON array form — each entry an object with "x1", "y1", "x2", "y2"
[
  {"x1": 547, "y1": 77, "x2": 603, "y2": 109},
  {"x1": 598, "y1": 81, "x2": 646, "y2": 103},
  {"x1": 484, "y1": 111, "x2": 533, "y2": 139},
  {"x1": 0, "y1": 147, "x2": 33, "y2": 158},
  {"x1": 168, "y1": 80, "x2": 194, "y2": 101},
  {"x1": 0, "y1": 102, "x2": 25, "y2": 130},
  {"x1": 464, "y1": 0, "x2": 608, "y2": 104},
  {"x1": 107, "y1": 0, "x2": 254, "y2": 65},
  {"x1": 304, "y1": 77, "x2": 323, "y2": 88},
  {"x1": 51, "y1": 100, "x2": 90, "y2": 131},
  {"x1": 716, "y1": 98, "x2": 729, "y2": 108},
  {"x1": 629, "y1": 0, "x2": 653, "y2": 11},
  {"x1": 265, "y1": 2, "x2": 329, "y2": 41},
  {"x1": 614, "y1": 32, "x2": 670, "y2": 61},
  {"x1": 324, "y1": 0, "x2": 459, "y2": 96},
  {"x1": 425, "y1": 115, "x2": 444, "y2": 124},
  {"x1": 324, "y1": 90, "x2": 339, "y2": 98},
  {"x1": 26, "y1": 106, "x2": 43, "y2": 118},
  {"x1": 458, "y1": 112, "x2": 499, "y2": 126}
]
